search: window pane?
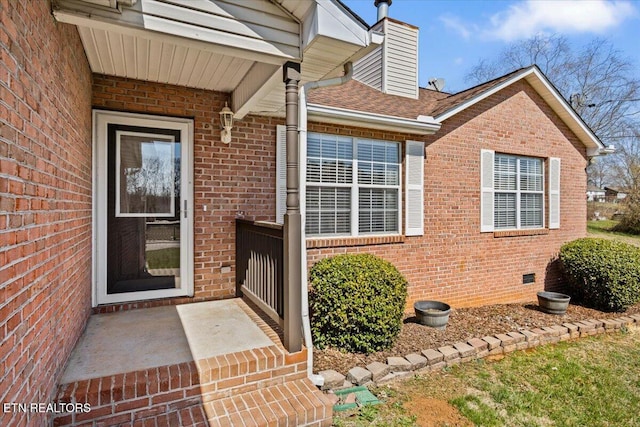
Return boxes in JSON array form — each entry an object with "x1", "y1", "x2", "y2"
[
  {"x1": 520, "y1": 158, "x2": 541, "y2": 175},
  {"x1": 337, "y1": 137, "x2": 352, "y2": 159},
  {"x1": 320, "y1": 188, "x2": 336, "y2": 209},
  {"x1": 117, "y1": 134, "x2": 176, "y2": 217},
  {"x1": 373, "y1": 163, "x2": 386, "y2": 185},
  {"x1": 321, "y1": 160, "x2": 337, "y2": 183},
  {"x1": 386, "y1": 144, "x2": 399, "y2": 163},
  {"x1": 306, "y1": 211, "x2": 319, "y2": 235},
  {"x1": 357, "y1": 141, "x2": 373, "y2": 162},
  {"x1": 337, "y1": 160, "x2": 352, "y2": 183},
  {"x1": 307, "y1": 136, "x2": 321, "y2": 157},
  {"x1": 321, "y1": 138, "x2": 336, "y2": 158},
  {"x1": 320, "y1": 214, "x2": 335, "y2": 234},
  {"x1": 306, "y1": 187, "x2": 319, "y2": 209},
  {"x1": 307, "y1": 134, "x2": 353, "y2": 185},
  {"x1": 358, "y1": 162, "x2": 372, "y2": 184},
  {"x1": 335, "y1": 211, "x2": 351, "y2": 234},
  {"x1": 358, "y1": 188, "x2": 398, "y2": 234},
  {"x1": 385, "y1": 211, "x2": 398, "y2": 232},
  {"x1": 357, "y1": 140, "x2": 399, "y2": 186},
  {"x1": 520, "y1": 174, "x2": 542, "y2": 191},
  {"x1": 520, "y1": 158, "x2": 543, "y2": 191},
  {"x1": 494, "y1": 193, "x2": 516, "y2": 229},
  {"x1": 494, "y1": 155, "x2": 516, "y2": 191},
  {"x1": 372, "y1": 143, "x2": 386, "y2": 163},
  {"x1": 385, "y1": 190, "x2": 398, "y2": 207},
  {"x1": 521, "y1": 193, "x2": 543, "y2": 228},
  {"x1": 305, "y1": 187, "x2": 351, "y2": 235},
  {"x1": 387, "y1": 164, "x2": 400, "y2": 185},
  {"x1": 307, "y1": 158, "x2": 320, "y2": 182}
]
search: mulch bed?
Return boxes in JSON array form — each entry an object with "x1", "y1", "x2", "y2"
[{"x1": 313, "y1": 301, "x2": 640, "y2": 375}]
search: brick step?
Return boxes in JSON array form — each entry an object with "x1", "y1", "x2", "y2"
[
  {"x1": 198, "y1": 346, "x2": 309, "y2": 403},
  {"x1": 53, "y1": 361, "x2": 205, "y2": 426},
  {"x1": 53, "y1": 345, "x2": 316, "y2": 426},
  {"x1": 204, "y1": 378, "x2": 333, "y2": 427}
]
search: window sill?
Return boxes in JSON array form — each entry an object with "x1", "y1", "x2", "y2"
[
  {"x1": 306, "y1": 234, "x2": 404, "y2": 249},
  {"x1": 493, "y1": 228, "x2": 550, "y2": 238}
]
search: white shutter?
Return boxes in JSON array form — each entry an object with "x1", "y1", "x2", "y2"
[
  {"x1": 549, "y1": 157, "x2": 561, "y2": 229},
  {"x1": 276, "y1": 125, "x2": 286, "y2": 225},
  {"x1": 405, "y1": 141, "x2": 424, "y2": 236},
  {"x1": 480, "y1": 149, "x2": 495, "y2": 232}
]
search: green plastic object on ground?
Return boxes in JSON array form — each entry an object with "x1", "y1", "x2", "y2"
[{"x1": 332, "y1": 386, "x2": 380, "y2": 412}]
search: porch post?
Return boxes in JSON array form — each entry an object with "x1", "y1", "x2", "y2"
[{"x1": 282, "y1": 61, "x2": 302, "y2": 352}]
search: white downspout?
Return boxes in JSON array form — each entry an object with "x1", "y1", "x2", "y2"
[{"x1": 299, "y1": 62, "x2": 354, "y2": 387}]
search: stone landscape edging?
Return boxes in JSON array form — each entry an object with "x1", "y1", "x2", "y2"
[{"x1": 318, "y1": 314, "x2": 640, "y2": 393}]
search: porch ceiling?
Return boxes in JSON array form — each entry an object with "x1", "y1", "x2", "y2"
[
  {"x1": 75, "y1": 26, "x2": 255, "y2": 92},
  {"x1": 53, "y1": 0, "x2": 376, "y2": 118}
]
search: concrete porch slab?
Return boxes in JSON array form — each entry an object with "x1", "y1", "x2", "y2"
[{"x1": 60, "y1": 298, "x2": 274, "y2": 383}]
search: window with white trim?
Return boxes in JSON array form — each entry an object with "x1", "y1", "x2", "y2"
[
  {"x1": 305, "y1": 133, "x2": 401, "y2": 236},
  {"x1": 494, "y1": 154, "x2": 544, "y2": 229}
]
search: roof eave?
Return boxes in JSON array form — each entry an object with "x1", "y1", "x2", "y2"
[
  {"x1": 307, "y1": 103, "x2": 440, "y2": 135},
  {"x1": 434, "y1": 67, "x2": 605, "y2": 154}
]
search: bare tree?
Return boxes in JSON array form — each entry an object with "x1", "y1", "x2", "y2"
[
  {"x1": 466, "y1": 34, "x2": 573, "y2": 91},
  {"x1": 466, "y1": 35, "x2": 640, "y2": 188},
  {"x1": 610, "y1": 130, "x2": 640, "y2": 232},
  {"x1": 587, "y1": 156, "x2": 612, "y2": 189},
  {"x1": 610, "y1": 132, "x2": 640, "y2": 193}
]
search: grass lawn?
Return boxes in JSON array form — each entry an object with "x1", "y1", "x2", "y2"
[
  {"x1": 146, "y1": 247, "x2": 180, "y2": 269},
  {"x1": 334, "y1": 328, "x2": 640, "y2": 426},
  {"x1": 587, "y1": 219, "x2": 640, "y2": 246}
]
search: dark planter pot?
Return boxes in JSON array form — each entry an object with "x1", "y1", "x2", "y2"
[
  {"x1": 414, "y1": 300, "x2": 451, "y2": 330},
  {"x1": 537, "y1": 291, "x2": 571, "y2": 315}
]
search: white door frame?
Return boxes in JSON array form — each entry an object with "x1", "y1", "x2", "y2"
[{"x1": 92, "y1": 110, "x2": 194, "y2": 306}]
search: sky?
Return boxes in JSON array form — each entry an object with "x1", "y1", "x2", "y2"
[{"x1": 341, "y1": 0, "x2": 640, "y2": 93}]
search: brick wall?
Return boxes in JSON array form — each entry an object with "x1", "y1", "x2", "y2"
[
  {"x1": 0, "y1": 1, "x2": 93, "y2": 426},
  {"x1": 307, "y1": 80, "x2": 588, "y2": 309},
  {"x1": 92, "y1": 75, "x2": 284, "y2": 306},
  {"x1": 92, "y1": 77, "x2": 587, "y2": 312}
]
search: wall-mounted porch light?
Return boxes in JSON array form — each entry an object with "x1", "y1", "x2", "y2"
[{"x1": 219, "y1": 102, "x2": 234, "y2": 144}]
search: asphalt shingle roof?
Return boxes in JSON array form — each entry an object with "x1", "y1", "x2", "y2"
[{"x1": 307, "y1": 67, "x2": 530, "y2": 120}]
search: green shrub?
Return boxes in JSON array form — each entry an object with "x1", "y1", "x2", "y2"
[
  {"x1": 309, "y1": 253, "x2": 408, "y2": 354},
  {"x1": 559, "y1": 238, "x2": 640, "y2": 312}
]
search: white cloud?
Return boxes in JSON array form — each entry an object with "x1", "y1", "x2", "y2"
[
  {"x1": 454, "y1": 57, "x2": 464, "y2": 65},
  {"x1": 440, "y1": 14, "x2": 473, "y2": 40},
  {"x1": 486, "y1": 0, "x2": 636, "y2": 41}
]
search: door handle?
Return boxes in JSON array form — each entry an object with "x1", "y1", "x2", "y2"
[{"x1": 184, "y1": 200, "x2": 187, "y2": 218}]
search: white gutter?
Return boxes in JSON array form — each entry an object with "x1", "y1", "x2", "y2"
[
  {"x1": 299, "y1": 62, "x2": 354, "y2": 387},
  {"x1": 588, "y1": 144, "x2": 616, "y2": 157},
  {"x1": 307, "y1": 104, "x2": 440, "y2": 135}
]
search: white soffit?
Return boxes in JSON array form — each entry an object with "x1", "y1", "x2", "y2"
[
  {"x1": 54, "y1": 0, "x2": 375, "y2": 116},
  {"x1": 53, "y1": 0, "x2": 301, "y2": 91},
  {"x1": 76, "y1": 26, "x2": 254, "y2": 91}
]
